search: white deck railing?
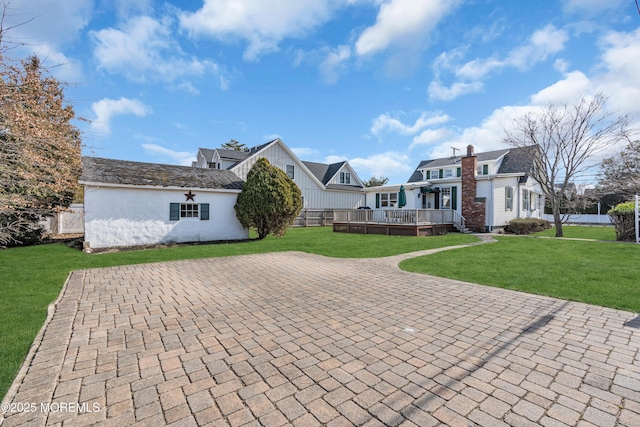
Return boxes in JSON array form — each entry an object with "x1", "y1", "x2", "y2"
[{"x1": 334, "y1": 209, "x2": 462, "y2": 226}]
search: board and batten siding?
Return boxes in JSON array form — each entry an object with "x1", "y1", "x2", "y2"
[
  {"x1": 232, "y1": 142, "x2": 365, "y2": 209},
  {"x1": 83, "y1": 185, "x2": 247, "y2": 249}
]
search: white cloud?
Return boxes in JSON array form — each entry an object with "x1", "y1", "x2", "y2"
[
  {"x1": 428, "y1": 80, "x2": 483, "y2": 101},
  {"x1": 179, "y1": 0, "x2": 334, "y2": 61},
  {"x1": 91, "y1": 15, "x2": 227, "y2": 89},
  {"x1": 355, "y1": 0, "x2": 460, "y2": 57},
  {"x1": 430, "y1": 25, "x2": 569, "y2": 102},
  {"x1": 4, "y1": 0, "x2": 92, "y2": 45},
  {"x1": 263, "y1": 134, "x2": 282, "y2": 141},
  {"x1": 90, "y1": 98, "x2": 151, "y2": 133},
  {"x1": 409, "y1": 128, "x2": 453, "y2": 150},
  {"x1": 592, "y1": 27, "x2": 640, "y2": 114},
  {"x1": 142, "y1": 144, "x2": 195, "y2": 166},
  {"x1": 506, "y1": 25, "x2": 569, "y2": 70},
  {"x1": 113, "y1": 0, "x2": 153, "y2": 18},
  {"x1": 345, "y1": 151, "x2": 413, "y2": 182},
  {"x1": 563, "y1": 0, "x2": 627, "y2": 16},
  {"x1": 371, "y1": 111, "x2": 451, "y2": 138},
  {"x1": 454, "y1": 58, "x2": 503, "y2": 81},
  {"x1": 531, "y1": 71, "x2": 592, "y2": 105},
  {"x1": 455, "y1": 25, "x2": 569, "y2": 81},
  {"x1": 1, "y1": 0, "x2": 92, "y2": 81},
  {"x1": 319, "y1": 45, "x2": 351, "y2": 84},
  {"x1": 291, "y1": 147, "x2": 321, "y2": 159}
]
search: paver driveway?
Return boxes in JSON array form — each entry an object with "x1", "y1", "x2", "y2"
[{"x1": 2, "y1": 250, "x2": 640, "y2": 426}]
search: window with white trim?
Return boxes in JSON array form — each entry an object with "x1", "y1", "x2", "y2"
[
  {"x1": 477, "y1": 164, "x2": 489, "y2": 175},
  {"x1": 522, "y1": 190, "x2": 529, "y2": 211},
  {"x1": 181, "y1": 203, "x2": 198, "y2": 218},
  {"x1": 530, "y1": 193, "x2": 537, "y2": 211},
  {"x1": 505, "y1": 186, "x2": 513, "y2": 211},
  {"x1": 286, "y1": 164, "x2": 295, "y2": 179},
  {"x1": 444, "y1": 169, "x2": 454, "y2": 178},
  {"x1": 441, "y1": 188, "x2": 451, "y2": 209},
  {"x1": 379, "y1": 192, "x2": 398, "y2": 207},
  {"x1": 340, "y1": 172, "x2": 351, "y2": 184},
  {"x1": 170, "y1": 203, "x2": 209, "y2": 221}
]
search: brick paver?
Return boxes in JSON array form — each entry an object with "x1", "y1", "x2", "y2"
[{"x1": 2, "y1": 248, "x2": 640, "y2": 426}]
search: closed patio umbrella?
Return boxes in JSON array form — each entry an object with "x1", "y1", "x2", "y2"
[{"x1": 398, "y1": 185, "x2": 407, "y2": 208}]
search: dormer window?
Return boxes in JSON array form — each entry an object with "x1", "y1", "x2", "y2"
[{"x1": 477, "y1": 164, "x2": 489, "y2": 175}]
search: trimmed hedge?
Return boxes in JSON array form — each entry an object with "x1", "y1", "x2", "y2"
[
  {"x1": 504, "y1": 218, "x2": 552, "y2": 235},
  {"x1": 608, "y1": 201, "x2": 637, "y2": 241}
]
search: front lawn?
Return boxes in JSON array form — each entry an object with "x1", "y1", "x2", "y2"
[
  {"x1": 533, "y1": 225, "x2": 616, "y2": 240},
  {"x1": 0, "y1": 228, "x2": 477, "y2": 399},
  {"x1": 400, "y1": 235, "x2": 639, "y2": 313}
]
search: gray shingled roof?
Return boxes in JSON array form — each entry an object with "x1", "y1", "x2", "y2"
[
  {"x1": 407, "y1": 146, "x2": 534, "y2": 182},
  {"x1": 325, "y1": 184, "x2": 364, "y2": 192},
  {"x1": 217, "y1": 149, "x2": 251, "y2": 161},
  {"x1": 199, "y1": 148, "x2": 215, "y2": 163},
  {"x1": 81, "y1": 157, "x2": 244, "y2": 190}
]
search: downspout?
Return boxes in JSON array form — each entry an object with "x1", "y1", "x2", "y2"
[
  {"x1": 488, "y1": 177, "x2": 494, "y2": 232},
  {"x1": 516, "y1": 181, "x2": 521, "y2": 218}
]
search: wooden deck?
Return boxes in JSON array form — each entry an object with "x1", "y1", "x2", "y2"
[
  {"x1": 332, "y1": 209, "x2": 465, "y2": 236},
  {"x1": 333, "y1": 222, "x2": 455, "y2": 236}
]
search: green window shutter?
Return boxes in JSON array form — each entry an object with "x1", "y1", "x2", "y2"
[
  {"x1": 439, "y1": 169, "x2": 444, "y2": 178},
  {"x1": 375, "y1": 193, "x2": 380, "y2": 208},
  {"x1": 451, "y1": 186, "x2": 457, "y2": 211},
  {"x1": 456, "y1": 167, "x2": 461, "y2": 177},
  {"x1": 170, "y1": 203, "x2": 180, "y2": 221},
  {"x1": 426, "y1": 170, "x2": 430, "y2": 179},
  {"x1": 483, "y1": 164, "x2": 489, "y2": 175},
  {"x1": 200, "y1": 203, "x2": 209, "y2": 220}
]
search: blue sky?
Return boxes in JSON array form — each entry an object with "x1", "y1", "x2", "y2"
[{"x1": 4, "y1": 0, "x2": 640, "y2": 184}]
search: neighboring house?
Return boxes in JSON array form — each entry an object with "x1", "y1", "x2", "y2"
[
  {"x1": 80, "y1": 157, "x2": 248, "y2": 250},
  {"x1": 195, "y1": 138, "x2": 366, "y2": 209},
  {"x1": 364, "y1": 145, "x2": 544, "y2": 232}
]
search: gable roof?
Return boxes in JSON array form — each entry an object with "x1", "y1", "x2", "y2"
[
  {"x1": 217, "y1": 149, "x2": 251, "y2": 161},
  {"x1": 407, "y1": 146, "x2": 534, "y2": 183},
  {"x1": 80, "y1": 157, "x2": 244, "y2": 190},
  {"x1": 198, "y1": 148, "x2": 216, "y2": 163},
  {"x1": 497, "y1": 145, "x2": 537, "y2": 174},
  {"x1": 302, "y1": 161, "x2": 348, "y2": 185}
]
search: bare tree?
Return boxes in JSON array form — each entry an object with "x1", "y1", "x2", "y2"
[
  {"x1": 504, "y1": 93, "x2": 633, "y2": 237},
  {"x1": 595, "y1": 140, "x2": 640, "y2": 207}
]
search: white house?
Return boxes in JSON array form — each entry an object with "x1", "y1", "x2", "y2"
[
  {"x1": 195, "y1": 138, "x2": 366, "y2": 209},
  {"x1": 80, "y1": 157, "x2": 248, "y2": 250},
  {"x1": 364, "y1": 145, "x2": 544, "y2": 232}
]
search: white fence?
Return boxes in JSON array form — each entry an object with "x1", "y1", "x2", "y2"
[
  {"x1": 42, "y1": 204, "x2": 85, "y2": 234},
  {"x1": 334, "y1": 209, "x2": 458, "y2": 225},
  {"x1": 543, "y1": 214, "x2": 612, "y2": 225}
]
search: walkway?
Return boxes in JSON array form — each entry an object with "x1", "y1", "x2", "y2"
[{"x1": 2, "y1": 242, "x2": 640, "y2": 426}]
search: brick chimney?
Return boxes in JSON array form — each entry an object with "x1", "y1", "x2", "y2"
[{"x1": 461, "y1": 145, "x2": 486, "y2": 232}]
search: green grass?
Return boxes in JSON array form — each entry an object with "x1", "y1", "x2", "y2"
[
  {"x1": 533, "y1": 225, "x2": 616, "y2": 240},
  {"x1": 401, "y1": 235, "x2": 640, "y2": 313},
  {"x1": 0, "y1": 227, "x2": 477, "y2": 399}
]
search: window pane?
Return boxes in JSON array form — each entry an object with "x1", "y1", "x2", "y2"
[
  {"x1": 441, "y1": 188, "x2": 451, "y2": 209},
  {"x1": 286, "y1": 165, "x2": 294, "y2": 179}
]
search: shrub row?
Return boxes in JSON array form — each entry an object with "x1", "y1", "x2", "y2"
[{"x1": 504, "y1": 218, "x2": 552, "y2": 235}]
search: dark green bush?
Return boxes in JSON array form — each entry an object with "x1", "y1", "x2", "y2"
[{"x1": 504, "y1": 218, "x2": 552, "y2": 235}]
